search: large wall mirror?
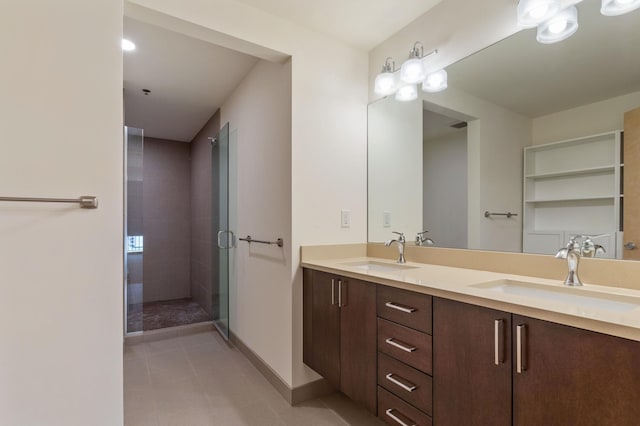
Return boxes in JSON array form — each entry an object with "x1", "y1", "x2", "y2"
[{"x1": 368, "y1": 0, "x2": 640, "y2": 260}]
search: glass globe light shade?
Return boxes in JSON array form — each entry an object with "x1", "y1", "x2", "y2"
[
  {"x1": 517, "y1": 0, "x2": 562, "y2": 28},
  {"x1": 422, "y1": 69, "x2": 448, "y2": 93},
  {"x1": 395, "y1": 84, "x2": 418, "y2": 102},
  {"x1": 400, "y1": 58, "x2": 426, "y2": 84},
  {"x1": 537, "y1": 6, "x2": 579, "y2": 44},
  {"x1": 601, "y1": 0, "x2": 640, "y2": 15},
  {"x1": 374, "y1": 72, "x2": 397, "y2": 96}
]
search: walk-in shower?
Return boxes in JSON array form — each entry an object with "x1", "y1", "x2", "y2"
[{"x1": 124, "y1": 126, "x2": 211, "y2": 333}]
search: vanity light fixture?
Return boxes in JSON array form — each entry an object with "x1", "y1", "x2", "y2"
[
  {"x1": 373, "y1": 42, "x2": 443, "y2": 100},
  {"x1": 517, "y1": 0, "x2": 562, "y2": 27},
  {"x1": 537, "y1": 5, "x2": 579, "y2": 43},
  {"x1": 422, "y1": 69, "x2": 448, "y2": 93},
  {"x1": 601, "y1": 0, "x2": 640, "y2": 15},
  {"x1": 374, "y1": 58, "x2": 398, "y2": 96}
]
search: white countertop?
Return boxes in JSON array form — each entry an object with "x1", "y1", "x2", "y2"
[{"x1": 301, "y1": 256, "x2": 640, "y2": 341}]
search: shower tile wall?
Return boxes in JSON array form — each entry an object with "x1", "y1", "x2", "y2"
[
  {"x1": 143, "y1": 137, "x2": 192, "y2": 303},
  {"x1": 190, "y1": 111, "x2": 221, "y2": 317}
]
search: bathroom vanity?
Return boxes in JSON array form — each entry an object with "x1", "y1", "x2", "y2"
[{"x1": 302, "y1": 255, "x2": 640, "y2": 426}]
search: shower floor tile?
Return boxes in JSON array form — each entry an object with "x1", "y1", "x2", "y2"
[{"x1": 128, "y1": 298, "x2": 211, "y2": 331}]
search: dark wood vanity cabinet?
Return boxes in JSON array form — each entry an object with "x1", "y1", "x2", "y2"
[
  {"x1": 512, "y1": 315, "x2": 640, "y2": 426},
  {"x1": 433, "y1": 298, "x2": 512, "y2": 426},
  {"x1": 302, "y1": 269, "x2": 377, "y2": 414},
  {"x1": 434, "y1": 297, "x2": 640, "y2": 426}
]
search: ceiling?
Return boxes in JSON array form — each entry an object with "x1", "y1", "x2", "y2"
[
  {"x1": 446, "y1": 2, "x2": 640, "y2": 118},
  {"x1": 124, "y1": 17, "x2": 259, "y2": 142},
  {"x1": 423, "y1": 109, "x2": 465, "y2": 140},
  {"x1": 234, "y1": 0, "x2": 442, "y2": 50}
]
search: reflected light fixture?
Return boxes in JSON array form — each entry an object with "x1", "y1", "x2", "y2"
[
  {"x1": 395, "y1": 84, "x2": 418, "y2": 102},
  {"x1": 537, "y1": 5, "x2": 579, "y2": 43},
  {"x1": 517, "y1": 0, "x2": 562, "y2": 27},
  {"x1": 422, "y1": 69, "x2": 448, "y2": 93},
  {"x1": 601, "y1": 0, "x2": 640, "y2": 15},
  {"x1": 374, "y1": 58, "x2": 397, "y2": 96},
  {"x1": 373, "y1": 42, "x2": 444, "y2": 101},
  {"x1": 122, "y1": 38, "x2": 136, "y2": 51},
  {"x1": 400, "y1": 42, "x2": 427, "y2": 84}
]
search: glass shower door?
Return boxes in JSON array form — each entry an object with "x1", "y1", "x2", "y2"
[
  {"x1": 212, "y1": 123, "x2": 232, "y2": 339},
  {"x1": 124, "y1": 126, "x2": 144, "y2": 334}
]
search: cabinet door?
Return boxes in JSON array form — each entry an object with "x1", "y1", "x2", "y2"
[
  {"x1": 303, "y1": 270, "x2": 340, "y2": 389},
  {"x1": 513, "y1": 315, "x2": 640, "y2": 426},
  {"x1": 340, "y1": 278, "x2": 377, "y2": 414},
  {"x1": 433, "y1": 298, "x2": 512, "y2": 426}
]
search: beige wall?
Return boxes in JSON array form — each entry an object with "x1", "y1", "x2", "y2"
[
  {"x1": 0, "y1": 0, "x2": 123, "y2": 424},
  {"x1": 532, "y1": 90, "x2": 640, "y2": 145},
  {"x1": 368, "y1": 97, "x2": 423, "y2": 242},
  {"x1": 220, "y1": 59, "x2": 293, "y2": 386}
]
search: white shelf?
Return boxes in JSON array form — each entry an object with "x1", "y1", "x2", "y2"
[
  {"x1": 525, "y1": 165, "x2": 615, "y2": 179},
  {"x1": 525, "y1": 196, "x2": 615, "y2": 203},
  {"x1": 523, "y1": 131, "x2": 622, "y2": 257}
]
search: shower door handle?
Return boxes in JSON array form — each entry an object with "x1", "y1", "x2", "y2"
[{"x1": 217, "y1": 230, "x2": 236, "y2": 249}]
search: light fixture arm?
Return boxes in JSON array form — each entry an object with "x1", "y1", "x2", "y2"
[{"x1": 381, "y1": 57, "x2": 397, "y2": 73}]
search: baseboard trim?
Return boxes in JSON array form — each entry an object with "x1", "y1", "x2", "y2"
[{"x1": 229, "y1": 330, "x2": 335, "y2": 405}]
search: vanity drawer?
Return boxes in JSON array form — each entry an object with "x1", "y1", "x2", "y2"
[
  {"x1": 378, "y1": 318, "x2": 432, "y2": 374},
  {"x1": 377, "y1": 286, "x2": 432, "y2": 334},
  {"x1": 378, "y1": 352, "x2": 432, "y2": 416},
  {"x1": 378, "y1": 386, "x2": 432, "y2": 426}
]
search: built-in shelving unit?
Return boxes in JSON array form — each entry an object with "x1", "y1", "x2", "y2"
[{"x1": 523, "y1": 131, "x2": 622, "y2": 258}]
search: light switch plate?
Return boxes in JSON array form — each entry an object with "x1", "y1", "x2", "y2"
[
  {"x1": 341, "y1": 209, "x2": 351, "y2": 228},
  {"x1": 383, "y1": 211, "x2": 391, "y2": 228}
]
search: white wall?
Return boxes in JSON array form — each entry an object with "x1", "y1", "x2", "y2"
[
  {"x1": 423, "y1": 129, "x2": 468, "y2": 248},
  {"x1": 533, "y1": 90, "x2": 640, "y2": 145},
  {"x1": 220, "y1": 59, "x2": 293, "y2": 386},
  {"x1": 0, "y1": 1, "x2": 123, "y2": 424},
  {"x1": 368, "y1": 97, "x2": 423, "y2": 242},
  {"x1": 126, "y1": 0, "x2": 369, "y2": 388}
]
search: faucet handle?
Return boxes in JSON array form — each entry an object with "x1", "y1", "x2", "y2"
[
  {"x1": 417, "y1": 230, "x2": 429, "y2": 235},
  {"x1": 391, "y1": 231, "x2": 405, "y2": 242}
]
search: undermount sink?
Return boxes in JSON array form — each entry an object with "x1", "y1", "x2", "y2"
[
  {"x1": 341, "y1": 260, "x2": 419, "y2": 273},
  {"x1": 471, "y1": 279, "x2": 640, "y2": 313}
]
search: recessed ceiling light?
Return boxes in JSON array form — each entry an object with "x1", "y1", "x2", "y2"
[{"x1": 122, "y1": 39, "x2": 136, "y2": 52}]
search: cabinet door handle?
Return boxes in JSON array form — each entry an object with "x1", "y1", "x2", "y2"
[
  {"x1": 385, "y1": 302, "x2": 417, "y2": 313},
  {"x1": 385, "y1": 373, "x2": 417, "y2": 392},
  {"x1": 516, "y1": 324, "x2": 527, "y2": 373},
  {"x1": 385, "y1": 338, "x2": 417, "y2": 353},
  {"x1": 337, "y1": 280, "x2": 343, "y2": 307},
  {"x1": 331, "y1": 279, "x2": 335, "y2": 305},
  {"x1": 494, "y1": 319, "x2": 505, "y2": 365},
  {"x1": 385, "y1": 408, "x2": 416, "y2": 426}
]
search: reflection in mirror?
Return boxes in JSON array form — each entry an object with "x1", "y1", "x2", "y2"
[{"x1": 368, "y1": 0, "x2": 640, "y2": 260}]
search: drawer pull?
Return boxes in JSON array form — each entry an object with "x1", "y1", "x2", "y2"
[
  {"x1": 516, "y1": 324, "x2": 527, "y2": 374},
  {"x1": 385, "y1": 373, "x2": 417, "y2": 392},
  {"x1": 385, "y1": 408, "x2": 416, "y2": 426},
  {"x1": 385, "y1": 338, "x2": 417, "y2": 353},
  {"x1": 385, "y1": 302, "x2": 417, "y2": 313},
  {"x1": 494, "y1": 319, "x2": 505, "y2": 365}
]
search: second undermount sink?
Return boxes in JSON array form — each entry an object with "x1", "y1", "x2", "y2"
[
  {"x1": 341, "y1": 260, "x2": 419, "y2": 273},
  {"x1": 471, "y1": 279, "x2": 640, "y2": 313}
]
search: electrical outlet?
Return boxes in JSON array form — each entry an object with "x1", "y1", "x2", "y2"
[
  {"x1": 341, "y1": 210, "x2": 351, "y2": 228},
  {"x1": 383, "y1": 211, "x2": 391, "y2": 228}
]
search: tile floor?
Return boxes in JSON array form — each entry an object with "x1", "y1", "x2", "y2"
[{"x1": 124, "y1": 329, "x2": 384, "y2": 425}]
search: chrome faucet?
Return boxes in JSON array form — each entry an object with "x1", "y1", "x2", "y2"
[
  {"x1": 555, "y1": 237, "x2": 582, "y2": 286},
  {"x1": 579, "y1": 235, "x2": 606, "y2": 258},
  {"x1": 385, "y1": 231, "x2": 406, "y2": 263},
  {"x1": 416, "y1": 230, "x2": 434, "y2": 246}
]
